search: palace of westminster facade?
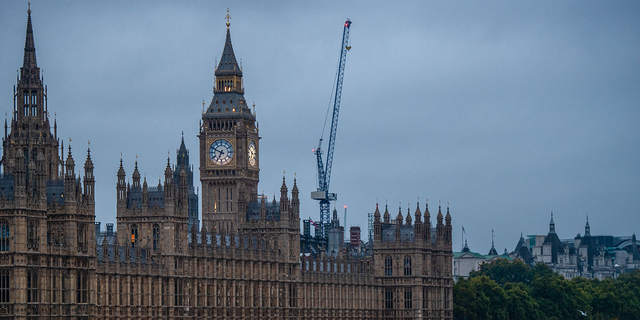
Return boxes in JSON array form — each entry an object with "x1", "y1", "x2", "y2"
[{"x1": 0, "y1": 7, "x2": 453, "y2": 319}]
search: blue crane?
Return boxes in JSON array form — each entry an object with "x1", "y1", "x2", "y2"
[{"x1": 311, "y1": 19, "x2": 352, "y2": 239}]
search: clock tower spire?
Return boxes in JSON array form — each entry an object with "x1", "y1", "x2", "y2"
[{"x1": 199, "y1": 10, "x2": 259, "y2": 232}]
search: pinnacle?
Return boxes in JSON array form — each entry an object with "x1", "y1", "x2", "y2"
[
  {"x1": 216, "y1": 26, "x2": 242, "y2": 76},
  {"x1": 23, "y1": 5, "x2": 37, "y2": 70}
]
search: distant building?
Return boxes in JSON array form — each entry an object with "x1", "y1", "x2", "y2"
[
  {"x1": 510, "y1": 213, "x2": 640, "y2": 279},
  {"x1": 452, "y1": 240, "x2": 511, "y2": 281}
]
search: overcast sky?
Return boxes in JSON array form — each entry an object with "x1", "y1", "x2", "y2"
[{"x1": 1, "y1": 1, "x2": 639, "y2": 254}]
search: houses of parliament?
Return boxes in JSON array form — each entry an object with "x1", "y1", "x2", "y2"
[{"x1": 0, "y1": 7, "x2": 453, "y2": 319}]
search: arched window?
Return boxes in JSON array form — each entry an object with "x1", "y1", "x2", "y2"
[
  {"x1": 153, "y1": 224, "x2": 160, "y2": 250},
  {"x1": 27, "y1": 219, "x2": 37, "y2": 249},
  {"x1": 404, "y1": 255, "x2": 412, "y2": 276},
  {"x1": 384, "y1": 255, "x2": 393, "y2": 276},
  {"x1": 131, "y1": 225, "x2": 138, "y2": 248},
  {"x1": 0, "y1": 220, "x2": 9, "y2": 251}
]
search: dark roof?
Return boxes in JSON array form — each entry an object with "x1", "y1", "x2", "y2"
[
  {"x1": 215, "y1": 28, "x2": 242, "y2": 76},
  {"x1": 23, "y1": 7, "x2": 37, "y2": 69}
]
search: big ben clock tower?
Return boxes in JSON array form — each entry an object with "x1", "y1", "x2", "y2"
[{"x1": 199, "y1": 11, "x2": 259, "y2": 233}]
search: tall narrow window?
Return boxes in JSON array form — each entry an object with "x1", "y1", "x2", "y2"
[
  {"x1": 131, "y1": 225, "x2": 138, "y2": 248},
  {"x1": 404, "y1": 289, "x2": 413, "y2": 309},
  {"x1": 153, "y1": 224, "x2": 160, "y2": 250},
  {"x1": 51, "y1": 271, "x2": 57, "y2": 303},
  {"x1": 0, "y1": 269, "x2": 9, "y2": 303},
  {"x1": 404, "y1": 255, "x2": 412, "y2": 276},
  {"x1": 77, "y1": 223, "x2": 86, "y2": 251},
  {"x1": 32, "y1": 92, "x2": 37, "y2": 105},
  {"x1": 27, "y1": 219, "x2": 37, "y2": 249},
  {"x1": 384, "y1": 256, "x2": 393, "y2": 276},
  {"x1": 27, "y1": 269, "x2": 38, "y2": 302},
  {"x1": 24, "y1": 92, "x2": 28, "y2": 105},
  {"x1": 77, "y1": 270, "x2": 88, "y2": 303},
  {"x1": 0, "y1": 220, "x2": 9, "y2": 251},
  {"x1": 384, "y1": 289, "x2": 393, "y2": 309},
  {"x1": 174, "y1": 279, "x2": 183, "y2": 306}
]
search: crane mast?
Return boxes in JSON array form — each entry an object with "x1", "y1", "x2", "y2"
[{"x1": 311, "y1": 19, "x2": 352, "y2": 239}]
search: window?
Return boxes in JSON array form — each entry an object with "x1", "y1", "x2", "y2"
[
  {"x1": 404, "y1": 289, "x2": 413, "y2": 309},
  {"x1": 0, "y1": 269, "x2": 9, "y2": 303},
  {"x1": 423, "y1": 287, "x2": 428, "y2": 309},
  {"x1": 77, "y1": 270, "x2": 88, "y2": 303},
  {"x1": 27, "y1": 269, "x2": 38, "y2": 302},
  {"x1": 384, "y1": 289, "x2": 393, "y2": 309},
  {"x1": 174, "y1": 279, "x2": 183, "y2": 306},
  {"x1": 384, "y1": 256, "x2": 393, "y2": 276},
  {"x1": 0, "y1": 220, "x2": 9, "y2": 251},
  {"x1": 404, "y1": 255, "x2": 412, "y2": 276},
  {"x1": 131, "y1": 224, "x2": 138, "y2": 247},
  {"x1": 51, "y1": 271, "x2": 58, "y2": 303},
  {"x1": 153, "y1": 224, "x2": 160, "y2": 250}
]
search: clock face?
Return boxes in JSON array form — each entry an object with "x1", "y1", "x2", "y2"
[
  {"x1": 209, "y1": 139, "x2": 234, "y2": 165},
  {"x1": 248, "y1": 140, "x2": 257, "y2": 167}
]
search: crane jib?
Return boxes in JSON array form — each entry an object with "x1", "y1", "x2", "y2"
[
  {"x1": 324, "y1": 19, "x2": 351, "y2": 192},
  {"x1": 313, "y1": 19, "x2": 351, "y2": 238}
]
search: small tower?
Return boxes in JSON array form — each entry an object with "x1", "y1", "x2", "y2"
[{"x1": 83, "y1": 146, "x2": 94, "y2": 203}]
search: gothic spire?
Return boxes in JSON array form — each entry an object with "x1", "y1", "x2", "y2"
[
  {"x1": 216, "y1": 9, "x2": 242, "y2": 77},
  {"x1": 23, "y1": 4, "x2": 37, "y2": 70},
  {"x1": 585, "y1": 215, "x2": 591, "y2": 236}
]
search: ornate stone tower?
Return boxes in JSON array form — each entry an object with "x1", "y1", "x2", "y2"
[
  {"x1": 2, "y1": 6, "x2": 59, "y2": 181},
  {"x1": 199, "y1": 12, "x2": 259, "y2": 233}
]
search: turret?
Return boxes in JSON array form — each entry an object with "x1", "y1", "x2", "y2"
[
  {"x1": 395, "y1": 204, "x2": 402, "y2": 242},
  {"x1": 373, "y1": 203, "x2": 382, "y2": 242},
  {"x1": 64, "y1": 145, "x2": 76, "y2": 204},
  {"x1": 584, "y1": 215, "x2": 591, "y2": 236},
  {"x1": 164, "y1": 156, "x2": 173, "y2": 202},
  {"x1": 279, "y1": 175, "x2": 289, "y2": 221},
  {"x1": 406, "y1": 206, "x2": 412, "y2": 226},
  {"x1": 142, "y1": 177, "x2": 148, "y2": 207},
  {"x1": 132, "y1": 160, "x2": 140, "y2": 188},
  {"x1": 291, "y1": 176, "x2": 300, "y2": 220},
  {"x1": 83, "y1": 146, "x2": 94, "y2": 203},
  {"x1": 383, "y1": 204, "x2": 390, "y2": 224},
  {"x1": 414, "y1": 201, "x2": 423, "y2": 241},
  {"x1": 445, "y1": 206, "x2": 452, "y2": 244},
  {"x1": 116, "y1": 158, "x2": 126, "y2": 204},
  {"x1": 424, "y1": 201, "x2": 431, "y2": 244},
  {"x1": 436, "y1": 205, "x2": 444, "y2": 246}
]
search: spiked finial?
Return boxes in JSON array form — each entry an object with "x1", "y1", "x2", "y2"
[{"x1": 225, "y1": 8, "x2": 231, "y2": 29}]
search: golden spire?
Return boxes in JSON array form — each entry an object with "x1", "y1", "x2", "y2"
[{"x1": 225, "y1": 8, "x2": 231, "y2": 30}]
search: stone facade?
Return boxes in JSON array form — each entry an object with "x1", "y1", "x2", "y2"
[
  {"x1": 512, "y1": 213, "x2": 640, "y2": 280},
  {"x1": 0, "y1": 7, "x2": 453, "y2": 319}
]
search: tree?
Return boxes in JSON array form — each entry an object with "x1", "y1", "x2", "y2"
[{"x1": 470, "y1": 258, "x2": 533, "y2": 286}]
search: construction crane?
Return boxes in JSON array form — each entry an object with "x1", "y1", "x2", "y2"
[{"x1": 311, "y1": 19, "x2": 352, "y2": 239}]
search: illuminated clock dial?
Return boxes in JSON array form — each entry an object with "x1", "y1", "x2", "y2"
[
  {"x1": 248, "y1": 140, "x2": 257, "y2": 166},
  {"x1": 209, "y1": 139, "x2": 234, "y2": 165}
]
